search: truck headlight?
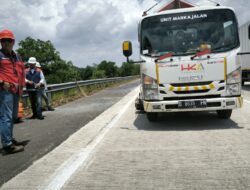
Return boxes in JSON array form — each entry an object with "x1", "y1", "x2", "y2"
[
  {"x1": 144, "y1": 89, "x2": 159, "y2": 100},
  {"x1": 227, "y1": 67, "x2": 241, "y2": 84},
  {"x1": 226, "y1": 83, "x2": 240, "y2": 96},
  {"x1": 143, "y1": 75, "x2": 158, "y2": 100}
]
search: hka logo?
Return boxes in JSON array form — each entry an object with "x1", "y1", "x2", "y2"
[{"x1": 181, "y1": 63, "x2": 204, "y2": 72}]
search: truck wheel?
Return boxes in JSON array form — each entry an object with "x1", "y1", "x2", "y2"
[
  {"x1": 216, "y1": 109, "x2": 232, "y2": 119},
  {"x1": 146, "y1": 112, "x2": 158, "y2": 122},
  {"x1": 242, "y1": 80, "x2": 245, "y2": 86},
  {"x1": 135, "y1": 97, "x2": 144, "y2": 111}
]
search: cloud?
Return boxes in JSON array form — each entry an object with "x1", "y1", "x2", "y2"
[
  {"x1": 20, "y1": 0, "x2": 44, "y2": 6},
  {"x1": 40, "y1": 16, "x2": 55, "y2": 21},
  {"x1": 57, "y1": 0, "x2": 123, "y2": 44},
  {"x1": 54, "y1": 0, "x2": 148, "y2": 66},
  {"x1": 220, "y1": 0, "x2": 250, "y2": 25},
  {"x1": 190, "y1": 0, "x2": 250, "y2": 25},
  {"x1": 0, "y1": 0, "x2": 249, "y2": 67}
]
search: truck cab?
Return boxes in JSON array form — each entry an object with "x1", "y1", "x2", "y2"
[{"x1": 124, "y1": 6, "x2": 242, "y2": 122}]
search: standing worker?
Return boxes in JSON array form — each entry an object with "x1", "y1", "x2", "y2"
[
  {"x1": 0, "y1": 29, "x2": 25, "y2": 154},
  {"x1": 26, "y1": 57, "x2": 45, "y2": 120},
  {"x1": 36, "y1": 62, "x2": 54, "y2": 111}
]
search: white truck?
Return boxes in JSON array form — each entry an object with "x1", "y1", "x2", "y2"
[
  {"x1": 239, "y1": 21, "x2": 250, "y2": 85},
  {"x1": 123, "y1": 5, "x2": 243, "y2": 122}
]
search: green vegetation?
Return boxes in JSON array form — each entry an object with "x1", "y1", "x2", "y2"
[{"x1": 17, "y1": 37, "x2": 140, "y2": 84}]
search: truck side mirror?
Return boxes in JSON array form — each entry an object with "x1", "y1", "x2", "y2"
[{"x1": 122, "y1": 41, "x2": 132, "y2": 62}]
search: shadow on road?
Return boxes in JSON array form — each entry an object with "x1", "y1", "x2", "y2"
[
  {"x1": 242, "y1": 83, "x2": 250, "y2": 91},
  {"x1": 133, "y1": 111, "x2": 241, "y2": 131}
]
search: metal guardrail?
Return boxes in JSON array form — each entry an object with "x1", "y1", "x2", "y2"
[
  {"x1": 47, "y1": 76, "x2": 137, "y2": 92},
  {"x1": 21, "y1": 76, "x2": 138, "y2": 105}
]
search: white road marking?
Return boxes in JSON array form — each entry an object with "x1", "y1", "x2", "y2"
[
  {"x1": 42, "y1": 93, "x2": 138, "y2": 190},
  {"x1": 244, "y1": 99, "x2": 250, "y2": 104}
]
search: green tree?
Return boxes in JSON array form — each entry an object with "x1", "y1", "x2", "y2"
[
  {"x1": 45, "y1": 60, "x2": 79, "y2": 83},
  {"x1": 97, "y1": 60, "x2": 118, "y2": 78},
  {"x1": 91, "y1": 69, "x2": 106, "y2": 79},
  {"x1": 17, "y1": 37, "x2": 61, "y2": 74},
  {"x1": 119, "y1": 61, "x2": 140, "y2": 76},
  {"x1": 84, "y1": 66, "x2": 94, "y2": 80},
  {"x1": 119, "y1": 62, "x2": 131, "y2": 76},
  {"x1": 131, "y1": 63, "x2": 140, "y2": 75},
  {"x1": 17, "y1": 37, "x2": 80, "y2": 84},
  {"x1": 16, "y1": 36, "x2": 139, "y2": 84}
]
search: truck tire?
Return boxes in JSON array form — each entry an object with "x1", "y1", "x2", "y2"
[
  {"x1": 135, "y1": 97, "x2": 144, "y2": 111},
  {"x1": 242, "y1": 80, "x2": 245, "y2": 86},
  {"x1": 216, "y1": 109, "x2": 232, "y2": 119},
  {"x1": 146, "y1": 112, "x2": 158, "y2": 122}
]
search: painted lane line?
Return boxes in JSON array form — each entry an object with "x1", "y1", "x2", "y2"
[
  {"x1": 42, "y1": 93, "x2": 138, "y2": 190},
  {"x1": 244, "y1": 99, "x2": 250, "y2": 104}
]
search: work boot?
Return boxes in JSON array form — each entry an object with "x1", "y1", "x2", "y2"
[
  {"x1": 47, "y1": 106, "x2": 55, "y2": 111},
  {"x1": 37, "y1": 115, "x2": 44, "y2": 120},
  {"x1": 12, "y1": 139, "x2": 24, "y2": 146},
  {"x1": 2, "y1": 144, "x2": 24, "y2": 155},
  {"x1": 14, "y1": 118, "x2": 23, "y2": 124}
]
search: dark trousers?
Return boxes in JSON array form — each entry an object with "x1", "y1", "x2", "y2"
[
  {"x1": 42, "y1": 89, "x2": 51, "y2": 108},
  {"x1": 28, "y1": 90, "x2": 43, "y2": 117}
]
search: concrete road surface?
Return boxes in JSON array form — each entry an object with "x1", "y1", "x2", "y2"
[{"x1": 1, "y1": 83, "x2": 250, "y2": 189}]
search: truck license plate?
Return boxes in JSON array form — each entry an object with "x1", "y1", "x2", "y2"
[{"x1": 178, "y1": 100, "x2": 207, "y2": 109}]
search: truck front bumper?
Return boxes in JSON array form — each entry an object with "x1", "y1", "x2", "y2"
[{"x1": 143, "y1": 97, "x2": 243, "y2": 112}]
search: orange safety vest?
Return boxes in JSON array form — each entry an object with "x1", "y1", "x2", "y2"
[{"x1": 0, "y1": 50, "x2": 25, "y2": 95}]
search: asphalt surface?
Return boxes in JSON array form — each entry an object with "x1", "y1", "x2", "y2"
[{"x1": 0, "y1": 79, "x2": 140, "y2": 186}]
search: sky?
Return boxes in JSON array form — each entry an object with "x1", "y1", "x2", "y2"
[{"x1": 0, "y1": 0, "x2": 250, "y2": 68}]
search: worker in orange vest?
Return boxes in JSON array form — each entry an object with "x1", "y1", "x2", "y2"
[{"x1": 0, "y1": 29, "x2": 25, "y2": 154}]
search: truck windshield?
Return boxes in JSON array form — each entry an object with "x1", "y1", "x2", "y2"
[{"x1": 140, "y1": 9, "x2": 239, "y2": 56}]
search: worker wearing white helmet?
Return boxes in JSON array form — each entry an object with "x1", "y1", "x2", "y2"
[
  {"x1": 26, "y1": 57, "x2": 46, "y2": 120},
  {"x1": 36, "y1": 62, "x2": 41, "y2": 68},
  {"x1": 35, "y1": 61, "x2": 55, "y2": 111}
]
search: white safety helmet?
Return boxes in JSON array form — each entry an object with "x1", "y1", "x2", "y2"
[
  {"x1": 36, "y1": 62, "x2": 41, "y2": 68},
  {"x1": 27, "y1": 57, "x2": 37, "y2": 64}
]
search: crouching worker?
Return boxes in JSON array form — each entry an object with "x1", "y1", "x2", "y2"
[
  {"x1": 0, "y1": 29, "x2": 25, "y2": 155},
  {"x1": 26, "y1": 57, "x2": 45, "y2": 120}
]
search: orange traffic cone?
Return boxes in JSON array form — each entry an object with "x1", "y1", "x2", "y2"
[{"x1": 18, "y1": 102, "x2": 24, "y2": 120}]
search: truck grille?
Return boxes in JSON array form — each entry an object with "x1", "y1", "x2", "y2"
[
  {"x1": 170, "y1": 81, "x2": 213, "y2": 87},
  {"x1": 159, "y1": 80, "x2": 225, "y2": 95},
  {"x1": 173, "y1": 89, "x2": 210, "y2": 94}
]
